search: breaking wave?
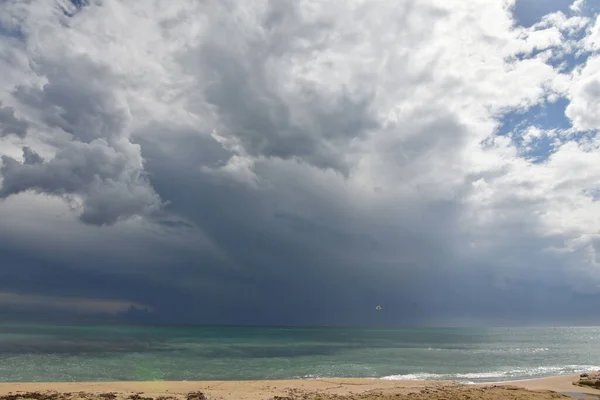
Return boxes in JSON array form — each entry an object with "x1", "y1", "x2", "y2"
[{"x1": 380, "y1": 365, "x2": 600, "y2": 384}]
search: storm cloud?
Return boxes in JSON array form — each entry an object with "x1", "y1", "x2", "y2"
[
  {"x1": 0, "y1": 104, "x2": 28, "y2": 138},
  {"x1": 0, "y1": 0, "x2": 599, "y2": 326}
]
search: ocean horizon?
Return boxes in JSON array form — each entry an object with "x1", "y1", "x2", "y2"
[{"x1": 0, "y1": 323, "x2": 598, "y2": 383}]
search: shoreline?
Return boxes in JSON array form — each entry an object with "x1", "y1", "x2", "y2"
[{"x1": 0, "y1": 374, "x2": 597, "y2": 400}]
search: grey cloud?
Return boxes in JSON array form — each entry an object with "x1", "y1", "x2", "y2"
[
  {"x1": 13, "y1": 55, "x2": 127, "y2": 143},
  {"x1": 22, "y1": 146, "x2": 43, "y2": 165},
  {"x1": 0, "y1": 142, "x2": 161, "y2": 225},
  {"x1": 198, "y1": 48, "x2": 377, "y2": 174},
  {"x1": 0, "y1": 104, "x2": 28, "y2": 137},
  {"x1": 79, "y1": 178, "x2": 161, "y2": 225},
  {"x1": 180, "y1": 1, "x2": 379, "y2": 174},
  {"x1": 176, "y1": 0, "x2": 450, "y2": 177},
  {"x1": 0, "y1": 46, "x2": 163, "y2": 225}
]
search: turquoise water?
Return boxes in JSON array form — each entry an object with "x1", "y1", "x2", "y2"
[{"x1": 0, "y1": 324, "x2": 599, "y2": 383}]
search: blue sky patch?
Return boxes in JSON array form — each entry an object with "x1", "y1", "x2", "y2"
[
  {"x1": 496, "y1": 98, "x2": 573, "y2": 162},
  {"x1": 513, "y1": 0, "x2": 575, "y2": 27}
]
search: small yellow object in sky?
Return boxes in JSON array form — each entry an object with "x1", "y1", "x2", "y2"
[{"x1": 376, "y1": 305, "x2": 382, "y2": 310}]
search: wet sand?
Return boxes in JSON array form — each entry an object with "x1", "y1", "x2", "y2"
[
  {"x1": 510, "y1": 374, "x2": 600, "y2": 395},
  {"x1": 0, "y1": 374, "x2": 597, "y2": 400}
]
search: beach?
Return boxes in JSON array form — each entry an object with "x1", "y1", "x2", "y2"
[{"x1": 0, "y1": 374, "x2": 598, "y2": 400}]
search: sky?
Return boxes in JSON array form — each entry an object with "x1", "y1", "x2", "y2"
[{"x1": 0, "y1": 0, "x2": 599, "y2": 327}]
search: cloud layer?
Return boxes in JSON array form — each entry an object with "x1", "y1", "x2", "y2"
[{"x1": 0, "y1": 0, "x2": 599, "y2": 325}]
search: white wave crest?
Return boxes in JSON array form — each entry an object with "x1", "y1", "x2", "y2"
[{"x1": 380, "y1": 365, "x2": 600, "y2": 383}]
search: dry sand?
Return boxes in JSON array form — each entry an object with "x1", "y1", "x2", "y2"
[{"x1": 0, "y1": 374, "x2": 597, "y2": 400}]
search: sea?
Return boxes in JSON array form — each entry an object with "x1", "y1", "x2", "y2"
[{"x1": 0, "y1": 324, "x2": 599, "y2": 383}]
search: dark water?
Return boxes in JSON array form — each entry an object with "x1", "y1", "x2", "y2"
[{"x1": 0, "y1": 324, "x2": 599, "y2": 382}]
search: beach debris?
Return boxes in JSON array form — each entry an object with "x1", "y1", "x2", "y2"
[
  {"x1": 576, "y1": 371, "x2": 600, "y2": 389},
  {"x1": 128, "y1": 394, "x2": 153, "y2": 400},
  {"x1": 0, "y1": 385, "x2": 585, "y2": 400},
  {"x1": 185, "y1": 392, "x2": 208, "y2": 400},
  {"x1": 0, "y1": 392, "x2": 61, "y2": 400}
]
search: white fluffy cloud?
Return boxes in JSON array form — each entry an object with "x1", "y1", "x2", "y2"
[
  {"x1": 0, "y1": 0, "x2": 599, "y2": 321},
  {"x1": 567, "y1": 55, "x2": 600, "y2": 130}
]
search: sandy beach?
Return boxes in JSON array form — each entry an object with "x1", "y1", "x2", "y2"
[{"x1": 0, "y1": 374, "x2": 598, "y2": 400}]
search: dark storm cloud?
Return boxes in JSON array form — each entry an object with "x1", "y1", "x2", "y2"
[
  {"x1": 199, "y1": 45, "x2": 377, "y2": 174},
  {"x1": 22, "y1": 146, "x2": 42, "y2": 165},
  {"x1": 0, "y1": 104, "x2": 28, "y2": 137},
  {"x1": 0, "y1": 0, "x2": 599, "y2": 327},
  {"x1": 0, "y1": 52, "x2": 162, "y2": 225},
  {"x1": 132, "y1": 128, "x2": 584, "y2": 326},
  {"x1": 177, "y1": 0, "x2": 382, "y2": 175},
  {"x1": 13, "y1": 56, "x2": 127, "y2": 143},
  {"x1": 113, "y1": 129, "x2": 433, "y2": 324},
  {"x1": 0, "y1": 142, "x2": 160, "y2": 225},
  {"x1": 0, "y1": 230, "x2": 229, "y2": 324}
]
